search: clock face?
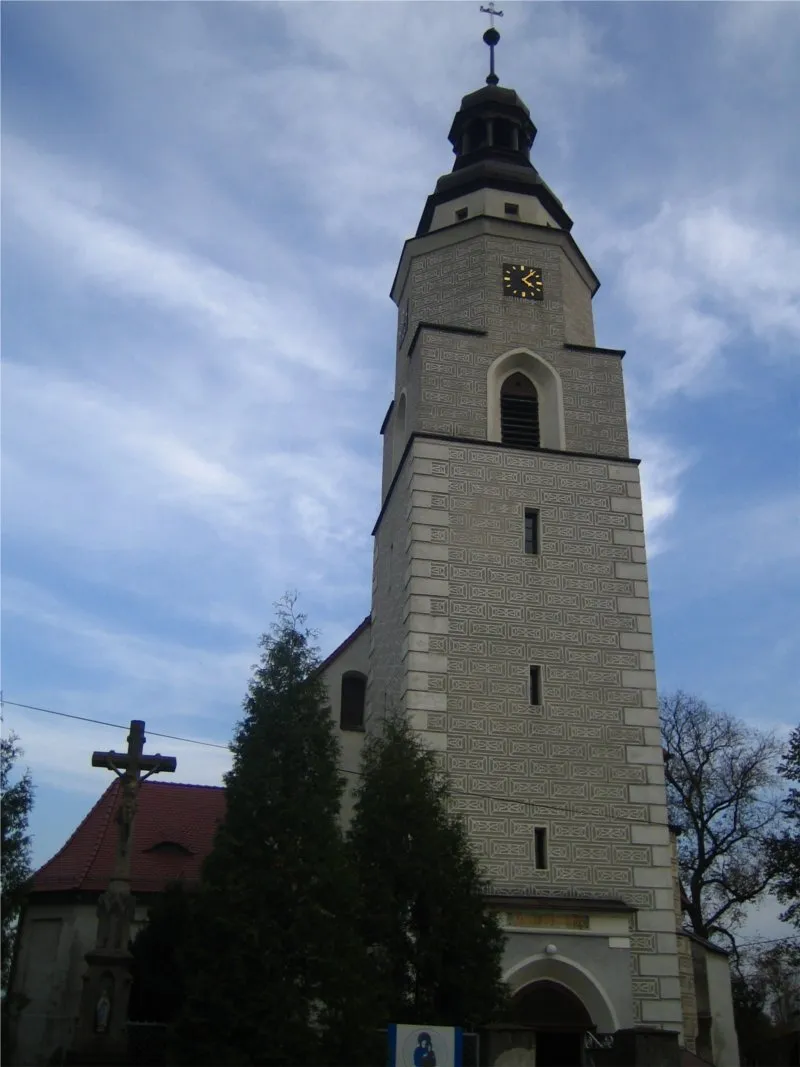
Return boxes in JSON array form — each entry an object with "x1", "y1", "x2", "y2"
[
  {"x1": 398, "y1": 299, "x2": 409, "y2": 346},
  {"x1": 503, "y1": 263, "x2": 544, "y2": 300}
]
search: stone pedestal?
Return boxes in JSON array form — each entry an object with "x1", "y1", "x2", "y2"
[
  {"x1": 67, "y1": 882, "x2": 137, "y2": 1067},
  {"x1": 67, "y1": 946, "x2": 133, "y2": 1065}
]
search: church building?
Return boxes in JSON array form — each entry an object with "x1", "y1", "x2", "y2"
[{"x1": 317, "y1": 25, "x2": 736, "y2": 1067}]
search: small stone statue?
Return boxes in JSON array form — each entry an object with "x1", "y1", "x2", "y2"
[
  {"x1": 94, "y1": 990, "x2": 112, "y2": 1033},
  {"x1": 116, "y1": 781, "x2": 137, "y2": 864}
]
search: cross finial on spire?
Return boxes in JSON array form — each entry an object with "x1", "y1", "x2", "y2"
[
  {"x1": 480, "y1": 3, "x2": 503, "y2": 86},
  {"x1": 480, "y1": 2, "x2": 503, "y2": 28}
]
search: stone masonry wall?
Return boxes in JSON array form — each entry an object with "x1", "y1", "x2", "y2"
[
  {"x1": 392, "y1": 225, "x2": 628, "y2": 461},
  {"x1": 374, "y1": 436, "x2": 684, "y2": 1032},
  {"x1": 369, "y1": 454, "x2": 413, "y2": 728}
]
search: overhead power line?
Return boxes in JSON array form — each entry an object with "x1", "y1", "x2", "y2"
[
  {"x1": 735, "y1": 934, "x2": 800, "y2": 949},
  {"x1": 6, "y1": 696, "x2": 798, "y2": 951},
  {"x1": 0, "y1": 698, "x2": 230, "y2": 751},
  {"x1": 5, "y1": 696, "x2": 791, "y2": 840}
]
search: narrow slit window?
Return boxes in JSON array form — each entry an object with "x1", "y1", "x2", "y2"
[
  {"x1": 529, "y1": 666, "x2": 541, "y2": 705},
  {"x1": 524, "y1": 508, "x2": 539, "y2": 555},
  {"x1": 504, "y1": 202, "x2": 520, "y2": 216},
  {"x1": 455, "y1": 206, "x2": 468, "y2": 222},
  {"x1": 534, "y1": 827, "x2": 548, "y2": 870}
]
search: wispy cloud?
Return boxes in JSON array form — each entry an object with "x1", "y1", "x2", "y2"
[
  {"x1": 2, "y1": 705, "x2": 231, "y2": 797},
  {"x1": 4, "y1": 139, "x2": 360, "y2": 379},
  {"x1": 633, "y1": 433, "x2": 693, "y2": 557},
  {"x1": 597, "y1": 198, "x2": 800, "y2": 400}
]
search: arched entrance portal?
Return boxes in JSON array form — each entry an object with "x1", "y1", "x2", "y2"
[{"x1": 487, "y1": 980, "x2": 594, "y2": 1067}]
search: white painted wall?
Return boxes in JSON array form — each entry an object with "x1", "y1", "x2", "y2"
[
  {"x1": 707, "y1": 951, "x2": 740, "y2": 1067},
  {"x1": 9, "y1": 899, "x2": 149, "y2": 1067},
  {"x1": 429, "y1": 189, "x2": 559, "y2": 232},
  {"x1": 320, "y1": 623, "x2": 370, "y2": 828}
]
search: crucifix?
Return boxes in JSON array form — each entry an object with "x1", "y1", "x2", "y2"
[
  {"x1": 92, "y1": 720, "x2": 177, "y2": 886},
  {"x1": 72, "y1": 720, "x2": 176, "y2": 1065},
  {"x1": 480, "y1": 2, "x2": 504, "y2": 86}
]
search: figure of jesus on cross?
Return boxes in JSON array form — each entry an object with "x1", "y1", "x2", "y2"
[{"x1": 92, "y1": 720, "x2": 177, "y2": 883}]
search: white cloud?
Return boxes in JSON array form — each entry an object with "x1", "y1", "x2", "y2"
[
  {"x1": 2, "y1": 133, "x2": 381, "y2": 633},
  {"x1": 633, "y1": 432, "x2": 693, "y2": 557},
  {"x1": 2, "y1": 578, "x2": 252, "y2": 718},
  {"x1": 3, "y1": 139, "x2": 356, "y2": 379},
  {"x1": 599, "y1": 198, "x2": 800, "y2": 399},
  {"x1": 2, "y1": 357, "x2": 377, "y2": 648}
]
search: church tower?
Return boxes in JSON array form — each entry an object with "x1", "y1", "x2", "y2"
[{"x1": 368, "y1": 22, "x2": 685, "y2": 1051}]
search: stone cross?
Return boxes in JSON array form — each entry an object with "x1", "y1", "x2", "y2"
[{"x1": 71, "y1": 720, "x2": 176, "y2": 1065}]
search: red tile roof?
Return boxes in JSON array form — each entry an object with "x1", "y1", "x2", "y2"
[{"x1": 32, "y1": 780, "x2": 225, "y2": 895}]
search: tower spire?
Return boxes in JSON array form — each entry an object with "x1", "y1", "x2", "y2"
[{"x1": 480, "y1": 2, "x2": 503, "y2": 86}]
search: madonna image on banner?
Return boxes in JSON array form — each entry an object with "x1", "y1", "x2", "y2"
[{"x1": 388, "y1": 1024, "x2": 463, "y2": 1067}]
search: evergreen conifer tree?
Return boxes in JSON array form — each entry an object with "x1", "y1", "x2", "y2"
[
  {"x1": 129, "y1": 881, "x2": 192, "y2": 1024},
  {"x1": 172, "y1": 600, "x2": 374, "y2": 1066},
  {"x1": 347, "y1": 714, "x2": 508, "y2": 1033}
]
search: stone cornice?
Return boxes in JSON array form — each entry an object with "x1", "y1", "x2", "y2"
[
  {"x1": 564, "y1": 342, "x2": 626, "y2": 359},
  {"x1": 372, "y1": 431, "x2": 639, "y2": 536},
  {"x1": 484, "y1": 894, "x2": 637, "y2": 913},
  {"x1": 404, "y1": 321, "x2": 487, "y2": 361}
]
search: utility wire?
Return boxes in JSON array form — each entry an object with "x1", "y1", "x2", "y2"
[
  {"x1": 0, "y1": 698, "x2": 230, "y2": 751},
  {"x1": 6, "y1": 697, "x2": 797, "y2": 951},
  {"x1": 4, "y1": 697, "x2": 788, "y2": 836}
]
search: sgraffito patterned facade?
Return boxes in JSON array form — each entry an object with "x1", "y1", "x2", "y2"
[{"x1": 370, "y1": 431, "x2": 682, "y2": 1030}]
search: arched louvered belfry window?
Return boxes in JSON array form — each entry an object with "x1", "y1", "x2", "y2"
[
  {"x1": 500, "y1": 372, "x2": 540, "y2": 449},
  {"x1": 340, "y1": 673, "x2": 366, "y2": 731}
]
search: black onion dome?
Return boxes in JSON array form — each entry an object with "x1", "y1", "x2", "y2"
[{"x1": 416, "y1": 84, "x2": 573, "y2": 236}]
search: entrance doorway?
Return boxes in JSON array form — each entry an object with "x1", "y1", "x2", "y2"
[
  {"x1": 486, "y1": 980, "x2": 593, "y2": 1067},
  {"x1": 535, "y1": 1029, "x2": 583, "y2": 1067}
]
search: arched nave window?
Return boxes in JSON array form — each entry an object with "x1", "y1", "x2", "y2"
[{"x1": 340, "y1": 672, "x2": 366, "y2": 732}]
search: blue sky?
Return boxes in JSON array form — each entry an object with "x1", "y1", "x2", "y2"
[{"x1": 2, "y1": 2, "x2": 798, "y2": 943}]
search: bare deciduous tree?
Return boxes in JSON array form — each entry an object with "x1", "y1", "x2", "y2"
[
  {"x1": 661, "y1": 691, "x2": 783, "y2": 950},
  {"x1": 766, "y1": 724, "x2": 800, "y2": 930}
]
